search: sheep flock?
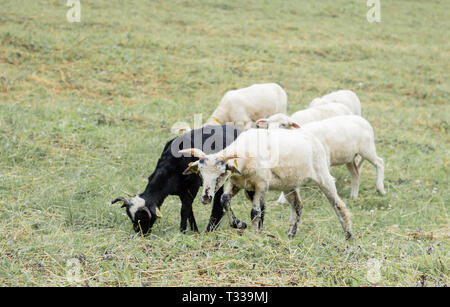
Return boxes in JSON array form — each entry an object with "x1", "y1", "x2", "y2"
[{"x1": 112, "y1": 83, "x2": 386, "y2": 240}]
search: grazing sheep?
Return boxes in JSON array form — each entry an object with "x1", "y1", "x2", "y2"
[
  {"x1": 206, "y1": 83, "x2": 287, "y2": 130},
  {"x1": 111, "y1": 125, "x2": 248, "y2": 235},
  {"x1": 180, "y1": 128, "x2": 353, "y2": 239},
  {"x1": 255, "y1": 102, "x2": 353, "y2": 204},
  {"x1": 256, "y1": 103, "x2": 353, "y2": 128},
  {"x1": 256, "y1": 114, "x2": 386, "y2": 198},
  {"x1": 309, "y1": 90, "x2": 362, "y2": 116}
]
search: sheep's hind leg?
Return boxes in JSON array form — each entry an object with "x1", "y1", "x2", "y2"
[
  {"x1": 284, "y1": 189, "x2": 303, "y2": 238},
  {"x1": 374, "y1": 157, "x2": 386, "y2": 195}
]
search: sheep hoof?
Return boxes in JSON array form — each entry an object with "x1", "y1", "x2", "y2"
[
  {"x1": 232, "y1": 220, "x2": 247, "y2": 230},
  {"x1": 345, "y1": 232, "x2": 353, "y2": 240}
]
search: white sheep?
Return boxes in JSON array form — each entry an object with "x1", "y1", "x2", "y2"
[
  {"x1": 180, "y1": 128, "x2": 353, "y2": 239},
  {"x1": 256, "y1": 114, "x2": 386, "y2": 199},
  {"x1": 206, "y1": 83, "x2": 287, "y2": 130},
  {"x1": 257, "y1": 103, "x2": 353, "y2": 128},
  {"x1": 255, "y1": 102, "x2": 353, "y2": 204},
  {"x1": 309, "y1": 90, "x2": 361, "y2": 116}
]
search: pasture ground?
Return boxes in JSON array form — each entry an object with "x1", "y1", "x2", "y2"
[{"x1": 0, "y1": 0, "x2": 448, "y2": 286}]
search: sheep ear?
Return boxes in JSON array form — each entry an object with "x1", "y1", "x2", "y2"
[
  {"x1": 183, "y1": 161, "x2": 199, "y2": 175},
  {"x1": 290, "y1": 121, "x2": 301, "y2": 128},
  {"x1": 179, "y1": 148, "x2": 206, "y2": 158},
  {"x1": 255, "y1": 119, "x2": 268, "y2": 128},
  {"x1": 226, "y1": 160, "x2": 241, "y2": 175},
  {"x1": 155, "y1": 207, "x2": 163, "y2": 218}
]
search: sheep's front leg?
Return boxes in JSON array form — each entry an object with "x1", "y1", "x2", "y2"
[
  {"x1": 284, "y1": 189, "x2": 303, "y2": 238},
  {"x1": 250, "y1": 185, "x2": 267, "y2": 233},
  {"x1": 179, "y1": 185, "x2": 199, "y2": 233},
  {"x1": 188, "y1": 208, "x2": 198, "y2": 232},
  {"x1": 221, "y1": 183, "x2": 247, "y2": 230},
  {"x1": 316, "y1": 174, "x2": 353, "y2": 239},
  {"x1": 206, "y1": 186, "x2": 226, "y2": 232}
]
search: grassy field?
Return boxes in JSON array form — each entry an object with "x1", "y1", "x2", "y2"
[{"x1": 0, "y1": 0, "x2": 448, "y2": 286}]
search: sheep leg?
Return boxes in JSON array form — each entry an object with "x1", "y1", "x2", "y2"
[
  {"x1": 245, "y1": 190, "x2": 268, "y2": 226},
  {"x1": 179, "y1": 201, "x2": 190, "y2": 234},
  {"x1": 374, "y1": 157, "x2": 386, "y2": 195},
  {"x1": 245, "y1": 187, "x2": 264, "y2": 228},
  {"x1": 179, "y1": 203, "x2": 192, "y2": 234},
  {"x1": 251, "y1": 186, "x2": 267, "y2": 233},
  {"x1": 188, "y1": 209, "x2": 198, "y2": 232},
  {"x1": 284, "y1": 189, "x2": 303, "y2": 238},
  {"x1": 179, "y1": 185, "x2": 199, "y2": 233},
  {"x1": 221, "y1": 183, "x2": 247, "y2": 230},
  {"x1": 356, "y1": 155, "x2": 365, "y2": 174},
  {"x1": 346, "y1": 160, "x2": 360, "y2": 199},
  {"x1": 206, "y1": 186, "x2": 225, "y2": 232},
  {"x1": 315, "y1": 174, "x2": 353, "y2": 239},
  {"x1": 354, "y1": 154, "x2": 363, "y2": 169},
  {"x1": 360, "y1": 148, "x2": 386, "y2": 195}
]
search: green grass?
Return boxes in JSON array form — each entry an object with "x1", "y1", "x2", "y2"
[{"x1": 0, "y1": 0, "x2": 448, "y2": 286}]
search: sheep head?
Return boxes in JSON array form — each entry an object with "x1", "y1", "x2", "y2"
[
  {"x1": 111, "y1": 195, "x2": 161, "y2": 235},
  {"x1": 256, "y1": 113, "x2": 300, "y2": 129},
  {"x1": 180, "y1": 149, "x2": 240, "y2": 204}
]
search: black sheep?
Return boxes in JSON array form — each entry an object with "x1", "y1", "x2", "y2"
[{"x1": 111, "y1": 125, "x2": 248, "y2": 234}]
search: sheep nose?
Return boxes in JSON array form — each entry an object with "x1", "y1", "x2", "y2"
[{"x1": 202, "y1": 195, "x2": 212, "y2": 204}]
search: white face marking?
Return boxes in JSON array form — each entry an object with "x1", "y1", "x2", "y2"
[
  {"x1": 129, "y1": 196, "x2": 146, "y2": 220},
  {"x1": 264, "y1": 114, "x2": 292, "y2": 129},
  {"x1": 197, "y1": 159, "x2": 229, "y2": 200}
]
